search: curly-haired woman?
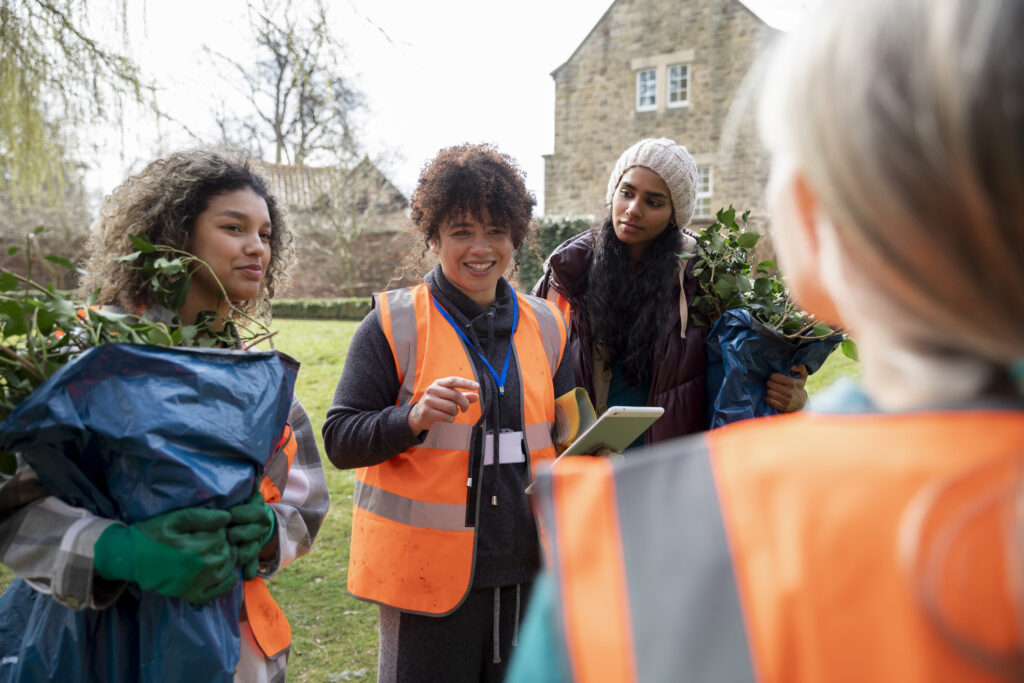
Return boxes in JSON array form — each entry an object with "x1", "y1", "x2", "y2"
[
  {"x1": 323, "y1": 143, "x2": 574, "y2": 681},
  {"x1": 0, "y1": 149, "x2": 329, "y2": 682},
  {"x1": 533, "y1": 137, "x2": 808, "y2": 444}
]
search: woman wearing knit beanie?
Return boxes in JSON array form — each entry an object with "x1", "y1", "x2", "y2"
[{"x1": 533, "y1": 137, "x2": 807, "y2": 444}]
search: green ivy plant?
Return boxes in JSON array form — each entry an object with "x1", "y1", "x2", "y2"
[
  {"x1": 684, "y1": 206, "x2": 858, "y2": 360},
  {"x1": 0, "y1": 228, "x2": 274, "y2": 423}
]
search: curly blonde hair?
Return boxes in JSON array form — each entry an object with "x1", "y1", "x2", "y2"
[{"x1": 80, "y1": 149, "x2": 293, "y2": 319}]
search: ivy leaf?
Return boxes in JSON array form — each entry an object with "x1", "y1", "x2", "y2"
[
  {"x1": 153, "y1": 256, "x2": 187, "y2": 276},
  {"x1": 128, "y1": 234, "x2": 157, "y2": 253},
  {"x1": 811, "y1": 322, "x2": 834, "y2": 337},
  {"x1": 753, "y1": 277, "x2": 773, "y2": 297},
  {"x1": 7, "y1": 246, "x2": 21, "y2": 256},
  {"x1": 166, "y1": 274, "x2": 191, "y2": 311},
  {"x1": 0, "y1": 302, "x2": 27, "y2": 336},
  {"x1": 737, "y1": 232, "x2": 760, "y2": 249},
  {"x1": 44, "y1": 254, "x2": 75, "y2": 270},
  {"x1": 33, "y1": 226, "x2": 46, "y2": 234},
  {"x1": 0, "y1": 272, "x2": 18, "y2": 292},
  {"x1": 718, "y1": 206, "x2": 737, "y2": 228},
  {"x1": 113, "y1": 252, "x2": 142, "y2": 263},
  {"x1": 841, "y1": 338, "x2": 859, "y2": 361},
  {"x1": 736, "y1": 273, "x2": 752, "y2": 293}
]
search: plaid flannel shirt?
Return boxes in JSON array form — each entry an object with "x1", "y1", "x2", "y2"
[{"x1": 0, "y1": 396, "x2": 329, "y2": 611}]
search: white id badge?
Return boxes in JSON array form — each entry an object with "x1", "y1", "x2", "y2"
[{"x1": 483, "y1": 430, "x2": 525, "y2": 465}]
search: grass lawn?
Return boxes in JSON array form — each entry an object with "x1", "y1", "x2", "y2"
[{"x1": 0, "y1": 318, "x2": 859, "y2": 681}]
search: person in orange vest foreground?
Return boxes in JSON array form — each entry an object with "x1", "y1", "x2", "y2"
[
  {"x1": 0, "y1": 150, "x2": 329, "y2": 682},
  {"x1": 322, "y1": 143, "x2": 575, "y2": 681},
  {"x1": 507, "y1": 0, "x2": 1024, "y2": 680}
]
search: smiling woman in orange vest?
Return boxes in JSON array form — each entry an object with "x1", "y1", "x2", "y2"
[
  {"x1": 322, "y1": 143, "x2": 574, "y2": 681},
  {"x1": 507, "y1": 0, "x2": 1024, "y2": 681}
]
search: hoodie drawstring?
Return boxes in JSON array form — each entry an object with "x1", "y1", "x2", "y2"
[
  {"x1": 493, "y1": 587, "x2": 502, "y2": 663},
  {"x1": 492, "y1": 583, "x2": 523, "y2": 664}
]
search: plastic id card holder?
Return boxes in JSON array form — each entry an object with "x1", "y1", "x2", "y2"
[{"x1": 483, "y1": 430, "x2": 525, "y2": 465}]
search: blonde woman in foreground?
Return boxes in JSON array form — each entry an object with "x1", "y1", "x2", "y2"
[{"x1": 507, "y1": 0, "x2": 1024, "y2": 680}]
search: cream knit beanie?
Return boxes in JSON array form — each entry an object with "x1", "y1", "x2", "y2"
[{"x1": 605, "y1": 137, "x2": 698, "y2": 227}]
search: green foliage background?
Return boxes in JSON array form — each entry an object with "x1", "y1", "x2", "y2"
[{"x1": 516, "y1": 215, "x2": 593, "y2": 291}]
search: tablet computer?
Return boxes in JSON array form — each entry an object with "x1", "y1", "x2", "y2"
[{"x1": 560, "y1": 405, "x2": 664, "y2": 456}]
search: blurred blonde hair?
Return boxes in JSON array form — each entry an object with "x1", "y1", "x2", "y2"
[{"x1": 760, "y1": 0, "x2": 1024, "y2": 379}]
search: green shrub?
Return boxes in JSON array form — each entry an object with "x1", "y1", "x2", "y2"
[
  {"x1": 517, "y1": 215, "x2": 593, "y2": 291},
  {"x1": 272, "y1": 298, "x2": 372, "y2": 320}
]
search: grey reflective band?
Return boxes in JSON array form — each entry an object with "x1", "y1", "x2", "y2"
[
  {"x1": 524, "y1": 297, "x2": 563, "y2": 376},
  {"x1": 263, "y1": 442, "x2": 289, "y2": 495},
  {"x1": 613, "y1": 439, "x2": 757, "y2": 683},
  {"x1": 524, "y1": 421, "x2": 554, "y2": 451},
  {"x1": 380, "y1": 288, "x2": 419, "y2": 407},
  {"x1": 412, "y1": 421, "x2": 473, "y2": 451},
  {"x1": 354, "y1": 479, "x2": 471, "y2": 531}
]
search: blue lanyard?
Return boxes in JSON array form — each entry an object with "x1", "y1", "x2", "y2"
[{"x1": 430, "y1": 282, "x2": 519, "y2": 396}]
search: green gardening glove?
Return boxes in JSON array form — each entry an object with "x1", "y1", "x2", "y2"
[
  {"x1": 226, "y1": 491, "x2": 276, "y2": 581},
  {"x1": 94, "y1": 507, "x2": 236, "y2": 605}
]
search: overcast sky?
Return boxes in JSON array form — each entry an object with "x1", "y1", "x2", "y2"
[{"x1": 91, "y1": 0, "x2": 814, "y2": 210}]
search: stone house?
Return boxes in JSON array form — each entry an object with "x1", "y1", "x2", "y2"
[
  {"x1": 257, "y1": 157, "x2": 418, "y2": 298},
  {"x1": 543, "y1": 0, "x2": 778, "y2": 230}
]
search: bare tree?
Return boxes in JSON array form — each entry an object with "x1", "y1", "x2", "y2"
[
  {"x1": 211, "y1": 0, "x2": 363, "y2": 167},
  {"x1": 0, "y1": 0, "x2": 154, "y2": 205}
]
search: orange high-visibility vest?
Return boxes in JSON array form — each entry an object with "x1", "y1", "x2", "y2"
[
  {"x1": 537, "y1": 410, "x2": 1024, "y2": 683},
  {"x1": 347, "y1": 283, "x2": 567, "y2": 615},
  {"x1": 244, "y1": 423, "x2": 298, "y2": 658}
]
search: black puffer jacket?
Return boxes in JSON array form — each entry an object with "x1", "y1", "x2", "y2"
[{"x1": 533, "y1": 230, "x2": 708, "y2": 443}]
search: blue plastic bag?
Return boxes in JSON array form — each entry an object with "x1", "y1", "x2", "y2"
[
  {"x1": 705, "y1": 309, "x2": 841, "y2": 429},
  {"x1": 0, "y1": 343, "x2": 299, "y2": 683}
]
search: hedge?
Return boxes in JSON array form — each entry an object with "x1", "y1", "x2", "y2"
[
  {"x1": 517, "y1": 215, "x2": 593, "y2": 291},
  {"x1": 272, "y1": 297, "x2": 372, "y2": 320}
]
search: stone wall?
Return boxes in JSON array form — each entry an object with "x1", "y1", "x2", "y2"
[{"x1": 544, "y1": 0, "x2": 778, "y2": 227}]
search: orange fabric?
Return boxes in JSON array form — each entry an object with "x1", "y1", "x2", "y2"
[
  {"x1": 545, "y1": 288, "x2": 572, "y2": 331},
  {"x1": 708, "y1": 411, "x2": 1024, "y2": 683},
  {"x1": 347, "y1": 284, "x2": 562, "y2": 614},
  {"x1": 259, "y1": 424, "x2": 296, "y2": 503},
  {"x1": 552, "y1": 456, "x2": 637, "y2": 683},
  {"x1": 244, "y1": 578, "x2": 292, "y2": 657},
  {"x1": 247, "y1": 423, "x2": 297, "y2": 657}
]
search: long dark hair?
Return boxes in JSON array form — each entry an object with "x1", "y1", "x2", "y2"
[{"x1": 587, "y1": 214, "x2": 683, "y2": 388}]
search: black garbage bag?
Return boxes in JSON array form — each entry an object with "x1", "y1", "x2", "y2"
[
  {"x1": 705, "y1": 309, "x2": 841, "y2": 429},
  {"x1": 0, "y1": 343, "x2": 299, "y2": 683}
]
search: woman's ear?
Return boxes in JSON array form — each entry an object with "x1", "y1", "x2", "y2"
[
  {"x1": 790, "y1": 173, "x2": 820, "y2": 253},
  {"x1": 770, "y1": 169, "x2": 843, "y2": 325},
  {"x1": 428, "y1": 237, "x2": 439, "y2": 254}
]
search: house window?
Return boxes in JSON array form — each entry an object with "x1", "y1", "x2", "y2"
[
  {"x1": 636, "y1": 69, "x2": 657, "y2": 111},
  {"x1": 695, "y1": 165, "x2": 713, "y2": 218},
  {"x1": 667, "y1": 64, "x2": 689, "y2": 107}
]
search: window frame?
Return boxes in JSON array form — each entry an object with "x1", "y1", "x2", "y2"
[
  {"x1": 695, "y1": 164, "x2": 713, "y2": 219},
  {"x1": 635, "y1": 68, "x2": 658, "y2": 112},
  {"x1": 667, "y1": 63, "x2": 690, "y2": 108}
]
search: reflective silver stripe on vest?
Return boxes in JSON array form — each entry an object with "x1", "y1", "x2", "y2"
[
  {"x1": 413, "y1": 422, "x2": 552, "y2": 452},
  {"x1": 354, "y1": 478, "x2": 471, "y2": 531},
  {"x1": 524, "y1": 421, "x2": 554, "y2": 452},
  {"x1": 613, "y1": 438, "x2": 756, "y2": 683},
  {"x1": 522, "y1": 296, "x2": 563, "y2": 376},
  {"x1": 380, "y1": 288, "x2": 419, "y2": 407},
  {"x1": 412, "y1": 421, "x2": 473, "y2": 451}
]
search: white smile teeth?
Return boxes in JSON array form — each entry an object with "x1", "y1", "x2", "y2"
[{"x1": 465, "y1": 263, "x2": 493, "y2": 272}]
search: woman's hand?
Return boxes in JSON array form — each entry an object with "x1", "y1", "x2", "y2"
[
  {"x1": 407, "y1": 377, "x2": 480, "y2": 434},
  {"x1": 766, "y1": 365, "x2": 809, "y2": 413}
]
